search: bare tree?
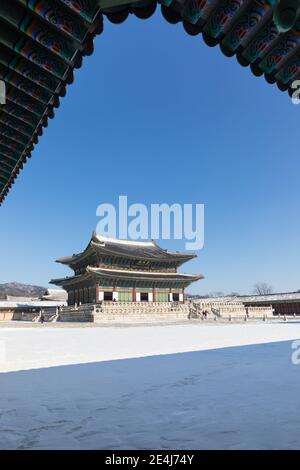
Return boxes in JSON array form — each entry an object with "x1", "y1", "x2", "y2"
[{"x1": 252, "y1": 282, "x2": 273, "y2": 295}]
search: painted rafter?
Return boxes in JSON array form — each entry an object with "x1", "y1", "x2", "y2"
[{"x1": 0, "y1": 0, "x2": 299, "y2": 204}]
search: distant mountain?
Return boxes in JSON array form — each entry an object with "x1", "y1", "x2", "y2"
[{"x1": 0, "y1": 282, "x2": 46, "y2": 299}]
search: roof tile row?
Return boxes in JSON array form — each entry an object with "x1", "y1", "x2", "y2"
[{"x1": 0, "y1": 0, "x2": 299, "y2": 204}]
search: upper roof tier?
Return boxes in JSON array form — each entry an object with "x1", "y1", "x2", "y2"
[{"x1": 57, "y1": 233, "x2": 197, "y2": 266}]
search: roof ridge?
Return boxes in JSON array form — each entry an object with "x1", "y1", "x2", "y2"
[{"x1": 94, "y1": 233, "x2": 156, "y2": 247}]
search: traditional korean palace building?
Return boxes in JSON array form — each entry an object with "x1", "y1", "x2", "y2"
[
  {"x1": 239, "y1": 292, "x2": 300, "y2": 316},
  {"x1": 51, "y1": 234, "x2": 203, "y2": 305},
  {"x1": 192, "y1": 292, "x2": 300, "y2": 316}
]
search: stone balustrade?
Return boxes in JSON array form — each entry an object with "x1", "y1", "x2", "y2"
[
  {"x1": 193, "y1": 301, "x2": 274, "y2": 319},
  {"x1": 0, "y1": 301, "x2": 275, "y2": 323},
  {"x1": 59, "y1": 302, "x2": 190, "y2": 323}
]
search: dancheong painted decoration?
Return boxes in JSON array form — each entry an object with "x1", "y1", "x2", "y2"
[{"x1": 0, "y1": 0, "x2": 299, "y2": 204}]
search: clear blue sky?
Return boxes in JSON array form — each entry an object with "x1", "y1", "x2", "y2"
[{"x1": 0, "y1": 10, "x2": 299, "y2": 295}]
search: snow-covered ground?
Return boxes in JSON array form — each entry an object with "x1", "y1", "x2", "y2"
[
  {"x1": 1, "y1": 322, "x2": 300, "y2": 373},
  {"x1": 1, "y1": 322, "x2": 300, "y2": 449}
]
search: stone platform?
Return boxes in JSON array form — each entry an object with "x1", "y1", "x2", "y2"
[
  {"x1": 0, "y1": 300, "x2": 276, "y2": 324},
  {"x1": 59, "y1": 302, "x2": 190, "y2": 323}
]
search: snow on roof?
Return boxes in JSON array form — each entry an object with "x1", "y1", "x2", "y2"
[
  {"x1": 42, "y1": 289, "x2": 68, "y2": 302},
  {"x1": 95, "y1": 234, "x2": 156, "y2": 247},
  {"x1": 239, "y1": 292, "x2": 300, "y2": 303},
  {"x1": 57, "y1": 233, "x2": 196, "y2": 265},
  {"x1": 0, "y1": 300, "x2": 67, "y2": 309},
  {"x1": 193, "y1": 292, "x2": 300, "y2": 304}
]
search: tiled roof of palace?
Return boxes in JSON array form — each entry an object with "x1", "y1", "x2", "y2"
[
  {"x1": 195, "y1": 291, "x2": 300, "y2": 303},
  {"x1": 50, "y1": 267, "x2": 204, "y2": 286},
  {"x1": 57, "y1": 233, "x2": 197, "y2": 264},
  {"x1": 1, "y1": 0, "x2": 299, "y2": 203},
  {"x1": 239, "y1": 291, "x2": 300, "y2": 303},
  {"x1": 87, "y1": 265, "x2": 204, "y2": 280},
  {"x1": 51, "y1": 266, "x2": 203, "y2": 286}
]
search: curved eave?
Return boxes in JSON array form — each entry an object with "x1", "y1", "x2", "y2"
[
  {"x1": 56, "y1": 233, "x2": 197, "y2": 267},
  {"x1": 56, "y1": 251, "x2": 89, "y2": 266},
  {"x1": 50, "y1": 272, "x2": 91, "y2": 287},
  {"x1": 87, "y1": 266, "x2": 204, "y2": 283},
  {"x1": 50, "y1": 276, "x2": 77, "y2": 286},
  {"x1": 90, "y1": 240, "x2": 196, "y2": 263},
  {"x1": 50, "y1": 265, "x2": 204, "y2": 288},
  {"x1": 2, "y1": 0, "x2": 296, "y2": 204},
  {"x1": 56, "y1": 239, "x2": 96, "y2": 265},
  {"x1": 0, "y1": 0, "x2": 103, "y2": 204}
]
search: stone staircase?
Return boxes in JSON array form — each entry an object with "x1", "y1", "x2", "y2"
[
  {"x1": 14, "y1": 308, "x2": 58, "y2": 322},
  {"x1": 58, "y1": 304, "x2": 94, "y2": 322}
]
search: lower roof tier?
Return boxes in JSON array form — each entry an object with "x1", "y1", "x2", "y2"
[{"x1": 51, "y1": 266, "x2": 203, "y2": 289}]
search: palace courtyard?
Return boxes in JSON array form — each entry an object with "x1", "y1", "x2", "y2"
[{"x1": 1, "y1": 322, "x2": 300, "y2": 449}]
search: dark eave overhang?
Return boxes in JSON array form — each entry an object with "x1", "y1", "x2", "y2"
[
  {"x1": 50, "y1": 272, "x2": 92, "y2": 287},
  {"x1": 87, "y1": 265, "x2": 204, "y2": 283},
  {"x1": 0, "y1": 0, "x2": 103, "y2": 204},
  {"x1": 1, "y1": 0, "x2": 298, "y2": 204}
]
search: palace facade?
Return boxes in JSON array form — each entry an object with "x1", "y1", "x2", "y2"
[{"x1": 51, "y1": 234, "x2": 203, "y2": 305}]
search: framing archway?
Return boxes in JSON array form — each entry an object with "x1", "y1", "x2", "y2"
[{"x1": 0, "y1": 0, "x2": 297, "y2": 204}]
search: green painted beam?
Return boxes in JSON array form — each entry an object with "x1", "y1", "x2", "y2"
[{"x1": 273, "y1": 0, "x2": 300, "y2": 32}]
